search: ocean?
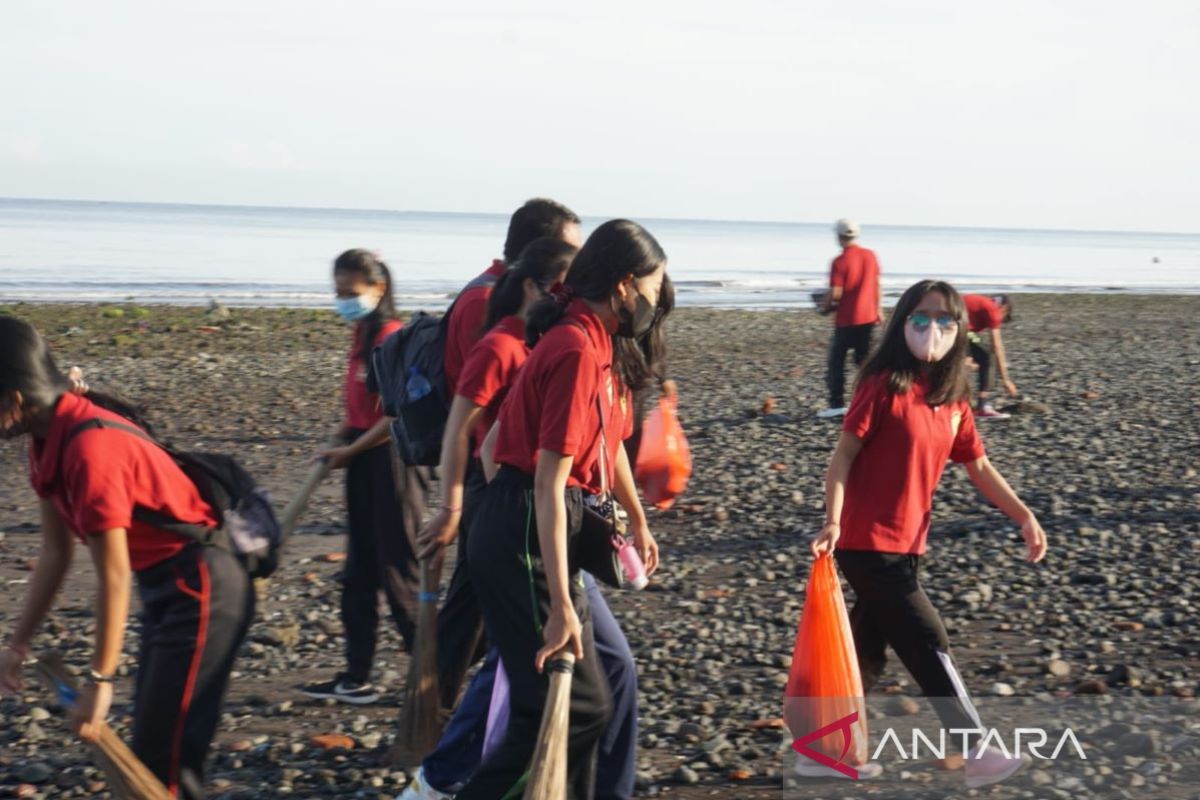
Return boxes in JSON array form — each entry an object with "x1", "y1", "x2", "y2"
[{"x1": 1, "y1": 198, "x2": 1197, "y2": 310}]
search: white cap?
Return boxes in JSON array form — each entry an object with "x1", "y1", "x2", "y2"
[{"x1": 835, "y1": 218, "x2": 860, "y2": 238}]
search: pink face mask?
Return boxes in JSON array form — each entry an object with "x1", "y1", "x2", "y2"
[{"x1": 905, "y1": 318, "x2": 956, "y2": 362}]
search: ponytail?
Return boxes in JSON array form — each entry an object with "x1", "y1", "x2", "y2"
[{"x1": 484, "y1": 237, "x2": 577, "y2": 332}]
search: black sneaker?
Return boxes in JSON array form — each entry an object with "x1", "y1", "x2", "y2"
[{"x1": 299, "y1": 674, "x2": 380, "y2": 705}]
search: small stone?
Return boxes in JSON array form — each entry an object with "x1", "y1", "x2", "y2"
[
  {"x1": 1047, "y1": 659, "x2": 1072, "y2": 678},
  {"x1": 991, "y1": 682, "x2": 1015, "y2": 697},
  {"x1": 310, "y1": 733, "x2": 355, "y2": 750},
  {"x1": 885, "y1": 696, "x2": 921, "y2": 716},
  {"x1": 672, "y1": 766, "x2": 700, "y2": 785},
  {"x1": 16, "y1": 762, "x2": 53, "y2": 784}
]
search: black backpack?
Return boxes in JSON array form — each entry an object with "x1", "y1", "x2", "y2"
[
  {"x1": 369, "y1": 272, "x2": 499, "y2": 466},
  {"x1": 65, "y1": 418, "x2": 283, "y2": 579}
]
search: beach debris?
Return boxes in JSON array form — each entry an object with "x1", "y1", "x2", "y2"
[
  {"x1": 760, "y1": 395, "x2": 776, "y2": 415},
  {"x1": 320, "y1": 552, "x2": 347, "y2": 563},
  {"x1": 310, "y1": 733, "x2": 355, "y2": 751},
  {"x1": 208, "y1": 299, "x2": 232, "y2": 320}
]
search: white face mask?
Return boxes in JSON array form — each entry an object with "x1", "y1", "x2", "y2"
[{"x1": 905, "y1": 318, "x2": 956, "y2": 362}]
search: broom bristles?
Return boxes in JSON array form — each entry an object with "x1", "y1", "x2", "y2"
[
  {"x1": 522, "y1": 651, "x2": 576, "y2": 800},
  {"x1": 388, "y1": 558, "x2": 443, "y2": 766}
]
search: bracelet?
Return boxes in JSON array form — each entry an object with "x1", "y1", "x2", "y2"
[
  {"x1": 441, "y1": 505, "x2": 462, "y2": 514},
  {"x1": 87, "y1": 669, "x2": 116, "y2": 685}
]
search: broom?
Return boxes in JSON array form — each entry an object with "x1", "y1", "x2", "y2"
[
  {"x1": 387, "y1": 556, "x2": 443, "y2": 766},
  {"x1": 522, "y1": 651, "x2": 577, "y2": 800},
  {"x1": 279, "y1": 435, "x2": 342, "y2": 539},
  {"x1": 33, "y1": 653, "x2": 170, "y2": 800}
]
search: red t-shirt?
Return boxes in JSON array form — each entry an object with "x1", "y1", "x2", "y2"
[
  {"x1": 493, "y1": 299, "x2": 633, "y2": 494},
  {"x1": 444, "y1": 260, "x2": 507, "y2": 393},
  {"x1": 830, "y1": 245, "x2": 881, "y2": 328},
  {"x1": 836, "y1": 372, "x2": 986, "y2": 555},
  {"x1": 456, "y1": 315, "x2": 529, "y2": 458},
  {"x1": 344, "y1": 318, "x2": 403, "y2": 430},
  {"x1": 964, "y1": 295, "x2": 1005, "y2": 333},
  {"x1": 28, "y1": 393, "x2": 217, "y2": 572}
]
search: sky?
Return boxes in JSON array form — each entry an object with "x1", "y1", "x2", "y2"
[{"x1": 1, "y1": 1, "x2": 1197, "y2": 232}]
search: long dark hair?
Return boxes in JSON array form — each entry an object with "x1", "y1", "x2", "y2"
[
  {"x1": 858, "y1": 279, "x2": 970, "y2": 406},
  {"x1": 614, "y1": 273, "x2": 674, "y2": 392},
  {"x1": 527, "y1": 218, "x2": 666, "y2": 337},
  {"x1": 484, "y1": 238, "x2": 578, "y2": 331},
  {"x1": 333, "y1": 249, "x2": 398, "y2": 363},
  {"x1": 0, "y1": 316, "x2": 155, "y2": 434}
]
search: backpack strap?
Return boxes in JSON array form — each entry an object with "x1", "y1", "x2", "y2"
[{"x1": 65, "y1": 417, "x2": 222, "y2": 546}]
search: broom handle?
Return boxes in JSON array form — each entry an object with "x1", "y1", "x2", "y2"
[
  {"x1": 523, "y1": 650, "x2": 577, "y2": 800},
  {"x1": 279, "y1": 435, "x2": 342, "y2": 538}
]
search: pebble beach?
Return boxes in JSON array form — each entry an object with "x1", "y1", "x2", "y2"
[{"x1": 1, "y1": 295, "x2": 1198, "y2": 799}]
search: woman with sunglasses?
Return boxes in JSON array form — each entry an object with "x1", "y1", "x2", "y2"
[{"x1": 810, "y1": 279, "x2": 1048, "y2": 789}]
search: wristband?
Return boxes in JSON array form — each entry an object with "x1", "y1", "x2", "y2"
[{"x1": 87, "y1": 669, "x2": 116, "y2": 685}]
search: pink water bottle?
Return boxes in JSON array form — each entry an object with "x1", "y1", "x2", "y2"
[{"x1": 617, "y1": 538, "x2": 649, "y2": 590}]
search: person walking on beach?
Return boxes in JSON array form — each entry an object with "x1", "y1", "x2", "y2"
[
  {"x1": 0, "y1": 317, "x2": 255, "y2": 799},
  {"x1": 299, "y1": 250, "x2": 425, "y2": 705},
  {"x1": 819, "y1": 218, "x2": 882, "y2": 419},
  {"x1": 451, "y1": 220, "x2": 665, "y2": 800},
  {"x1": 404, "y1": 237, "x2": 577, "y2": 798},
  {"x1": 963, "y1": 294, "x2": 1018, "y2": 419},
  {"x1": 810, "y1": 279, "x2": 1048, "y2": 788},
  {"x1": 403, "y1": 237, "x2": 668, "y2": 800},
  {"x1": 435, "y1": 198, "x2": 584, "y2": 709}
]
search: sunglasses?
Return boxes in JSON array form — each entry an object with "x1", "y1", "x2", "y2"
[{"x1": 907, "y1": 311, "x2": 959, "y2": 330}]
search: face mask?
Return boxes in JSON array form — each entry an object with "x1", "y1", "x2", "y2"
[
  {"x1": 616, "y1": 291, "x2": 656, "y2": 339},
  {"x1": 905, "y1": 318, "x2": 956, "y2": 362},
  {"x1": 335, "y1": 293, "x2": 380, "y2": 322}
]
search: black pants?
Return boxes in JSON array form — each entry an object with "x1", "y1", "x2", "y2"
[
  {"x1": 436, "y1": 457, "x2": 490, "y2": 709},
  {"x1": 827, "y1": 323, "x2": 874, "y2": 408},
  {"x1": 969, "y1": 341, "x2": 992, "y2": 395},
  {"x1": 343, "y1": 439, "x2": 424, "y2": 682},
  {"x1": 835, "y1": 551, "x2": 983, "y2": 743},
  {"x1": 133, "y1": 545, "x2": 254, "y2": 800},
  {"x1": 458, "y1": 467, "x2": 613, "y2": 800}
]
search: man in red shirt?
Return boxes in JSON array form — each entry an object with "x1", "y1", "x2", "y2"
[
  {"x1": 819, "y1": 218, "x2": 882, "y2": 418},
  {"x1": 963, "y1": 294, "x2": 1017, "y2": 419},
  {"x1": 443, "y1": 198, "x2": 582, "y2": 393}
]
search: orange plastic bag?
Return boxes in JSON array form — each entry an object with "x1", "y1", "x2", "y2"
[
  {"x1": 782, "y1": 555, "x2": 869, "y2": 773},
  {"x1": 633, "y1": 396, "x2": 692, "y2": 510}
]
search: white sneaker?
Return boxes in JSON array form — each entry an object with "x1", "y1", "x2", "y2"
[
  {"x1": 793, "y1": 756, "x2": 882, "y2": 780},
  {"x1": 817, "y1": 407, "x2": 848, "y2": 419},
  {"x1": 396, "y1": 767, "x2": 455, "y2": 800},
  {"x1": 964, "y1": 749, "x2": 1031, "y2": 788}
]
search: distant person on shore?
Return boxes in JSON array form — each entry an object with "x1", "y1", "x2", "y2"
[
  {"x1": 819, "y1": 218, "x2": 882, "y2": 419},
  {"x1": 434, "y1": 198, "x2": 583, "y2": 709},
  {"x1": 810, "y1": 279, "x2": 1047, "y2": 788},
  {"x1": 0, "y1": 317, "x2": 254, "y2": 799},
  {"x1": 299, "y1": 249, "x2": 424, "y2": 705},
  {"x1": 963, "y1": 294, "x2": 1017, "y2": 420}
]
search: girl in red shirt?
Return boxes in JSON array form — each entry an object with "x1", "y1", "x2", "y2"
[
  {"x1": 454, "y1": 220, "x2": 667, "y2": 800},
  {"x1": 0, "y1": 317, "x2": 253, "y2": 799},
  {"x1": 418, "y1": 236, "x2": 577, "y2": 705},
  {"x1": 810, "y1": 279, "x2": 1048, "y2": 788},
  {"x1": 299, "y1": 249, "x2": 423, "y2": 705}
]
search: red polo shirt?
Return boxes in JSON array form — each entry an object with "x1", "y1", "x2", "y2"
[
  {"x1": 28, "y1": 393, "x2": 216, "y2": 572},
  {"x1": 456, "y1": 314, "x2": 529, "y2": 457},
  {"x1": 493, "y1": 299, "x2": 633, "y2": 493},
  {"x1": 444, "y1": 260, "x2": 507, "y2": 393},
  {"x1": 964, "y1": 295, "x2": 1005, "y2": 333},
  {"x1": 836, "y1": 373, "x2": 985, "y2": 555},
  {"x1": 830, "y1": 245, "x2": 881, "y2": 328},
  {"x1": 344, "y1": 319, "x2": 403, "y2": 430}
]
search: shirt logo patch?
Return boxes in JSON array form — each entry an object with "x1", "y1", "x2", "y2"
[{"x1": 951, "y1": 411, "x2": 963, "y2": 438}]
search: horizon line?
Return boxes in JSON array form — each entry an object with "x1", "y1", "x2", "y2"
[{"x1": 1, "y1": 195, "x2": 1197, "y2": 239}]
